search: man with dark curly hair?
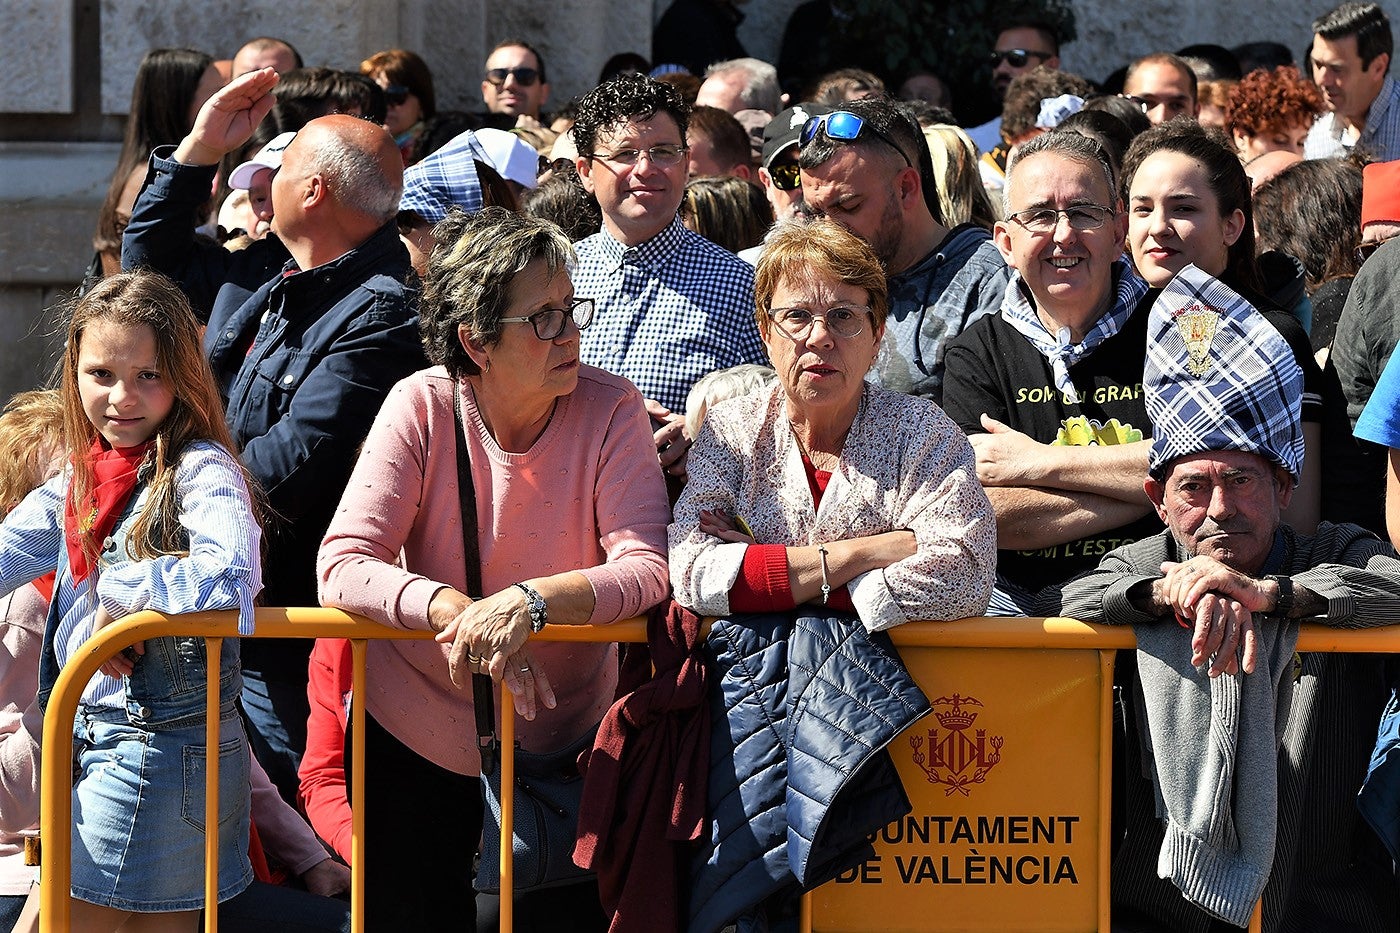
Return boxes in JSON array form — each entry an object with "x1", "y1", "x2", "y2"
[{"x1": 572, "y1": 74, "x2": 763, "y2": 478}]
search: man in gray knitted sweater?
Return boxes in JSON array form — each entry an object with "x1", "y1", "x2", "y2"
[{"x1": 1048, "y1": 267, "x2": 1400, "y2": 931}]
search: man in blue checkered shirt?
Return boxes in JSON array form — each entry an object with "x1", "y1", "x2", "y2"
[{"x1": 573, "y1": 75, "x2": 764, "y2": 477}]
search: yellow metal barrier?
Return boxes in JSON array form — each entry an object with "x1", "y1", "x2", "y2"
[{"x1": 39, "y1": 610, "x2": 1400, "y2": 932}]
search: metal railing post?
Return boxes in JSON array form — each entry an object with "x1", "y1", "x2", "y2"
[{"x1": 39, "y1": 611, "x2": 1400, "y2": 933}]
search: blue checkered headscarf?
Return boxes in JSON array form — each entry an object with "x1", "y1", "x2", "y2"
[
  {"x1": 1145, "y1": 264, "x2": 1303, "y2": 481},
  {"x1": 399, "y1": 130, "x2": 487, "y2": 224}
]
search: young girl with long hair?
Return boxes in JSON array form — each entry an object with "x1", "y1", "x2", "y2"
[{"x1": 0, "y1": 271, "x2": 263, "y2": 931}]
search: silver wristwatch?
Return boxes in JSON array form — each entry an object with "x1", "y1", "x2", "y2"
[{"x1": 514, "y1": 582, "x2": 548, "y2": 632}]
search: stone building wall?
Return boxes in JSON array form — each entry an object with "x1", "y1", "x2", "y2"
[{"x1": 1, "y1": 0, "x2": 1395, "y2": 400}]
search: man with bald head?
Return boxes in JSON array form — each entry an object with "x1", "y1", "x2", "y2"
[
  {"x1": 232, "y1": 36, "x2": 301, "y2": 77},
  {"x1": 123, "y1": 67, "x2": 426, "y2": 801}
]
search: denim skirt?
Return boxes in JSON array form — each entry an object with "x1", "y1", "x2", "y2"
[{"x1": 69, "y1": 705, "x2": 252, "y2": 911}]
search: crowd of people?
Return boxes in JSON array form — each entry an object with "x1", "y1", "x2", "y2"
[{"x1": 2, "y1": 0, "x2": 1400, "y2": 930}]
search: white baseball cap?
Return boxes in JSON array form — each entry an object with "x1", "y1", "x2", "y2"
[
  {"x1": 473, "y1": 128, "x2": 541, "y2": 190},
  {"x1": 228, "y1": 131, "x2": 297, "y2": 190}
]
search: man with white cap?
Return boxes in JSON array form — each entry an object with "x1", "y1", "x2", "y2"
[
  {"x1": 221, "y1": 130, "x2": 296, "y2": 239},
  {"x1": 1052, "y1": 265, "x2": 1400, "y2": 933},
  {"x1": 472, "y1": 127, "x2": 541, "y2": 196},
  {"x1": 395, "y1": 130, "x2": 486, "y2": 273}
]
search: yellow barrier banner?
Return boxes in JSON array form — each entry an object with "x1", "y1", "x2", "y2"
[{"x1": 813, "y1": 647, "x2": 1110, "y2": 933}]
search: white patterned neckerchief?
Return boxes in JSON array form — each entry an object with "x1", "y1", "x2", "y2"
[{"x1": 1000, "y1": 257, "x2": 1149, "y2": 404}]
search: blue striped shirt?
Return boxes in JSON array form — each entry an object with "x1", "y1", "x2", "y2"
[
  {"x1": 1305, "y1": 75, "x2": 1400, "y2": 162},
  {"x1": 0, "y1": 441, "x2": 262, "y2": 708}
]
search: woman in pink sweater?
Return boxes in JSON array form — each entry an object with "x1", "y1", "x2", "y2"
[{"x1": 316, "y1": 207, "x2": 670, "y2": 931}]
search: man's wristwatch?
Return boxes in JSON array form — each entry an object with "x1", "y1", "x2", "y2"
[
  {"x1": 1265, "y1": 575, "x2": 1294, "y2": 618},
  {"x1": 514, "y1": 582, "x2": 548, "y2": 632}
]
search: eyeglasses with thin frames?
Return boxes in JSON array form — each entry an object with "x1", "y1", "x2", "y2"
[
  {"x1": 589, "y1": 145, "x2": 688, "y2": 168},
  {"x1": 499, "y1": 298, "x2": 595, "y2": 340},
  {"x1": 484, "y1": 67, "x2": 541, "y2": 87},
  {"x1": 1007, "y1": 205, "x2": 1115, "y2": 234},
  {"x1": 766, "y1": 305, "x2": 871, "y2": 340}
]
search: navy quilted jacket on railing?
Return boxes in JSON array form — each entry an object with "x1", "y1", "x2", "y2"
[{"x1": 687, "y1": 611, "x2": 931, "y2": 933}]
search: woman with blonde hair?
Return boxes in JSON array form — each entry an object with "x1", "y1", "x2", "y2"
[{"x1": 922, "y1": 124, "x2": 1000, "y2": 230}]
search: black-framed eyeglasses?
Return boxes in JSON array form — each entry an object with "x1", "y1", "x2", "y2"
[
  {"x1": 1008, "y1": 205, "x2": 1115, "y2": 233},
  {"x1": 1355, "y1": 235, "x2": 1399, "y2": 265},
  {"x1": 766, "y1": 305, "x2": 871, "y2": 340},
  {"x1": 499, "y1": 298, "x2": 595, "y2": 340},
  {"x1": 485, "y1": 67, "x2": 541, "y2": 87},
  {"x1": 989, "y1": 48, "x2": 1053, "y2": 68},
  {"x1": 383, "y1": 84, "x2": 411, "y2": 106},
  {"x1": 589, "y1": 145, "x2": 688, "y2": 167},
  {"x1": 768, "y1": 161, "x2": 801, "y2": 190},
  {"x1": 799, "y1": 111, "x2": 912, "y2": 169}
]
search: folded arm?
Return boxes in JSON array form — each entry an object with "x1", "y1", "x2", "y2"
[{"x1": 986, "y1": 485, "x2": 1154, "y2": 550}]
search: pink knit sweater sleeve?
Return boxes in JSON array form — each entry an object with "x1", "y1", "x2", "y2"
[
  {"x1": 318, "y1": 376, "x2": 447, "y2": 630},
  {"x1": 575, "y1": 379, "x2": 672, "y2": 624}
]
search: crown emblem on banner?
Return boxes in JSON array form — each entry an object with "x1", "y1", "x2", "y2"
[{"x1": 910, "y1": 693, "x2": 1004, "y2": 797}]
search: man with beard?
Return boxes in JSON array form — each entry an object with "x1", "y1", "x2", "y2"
[
  {"x1": 799, "y1": 97, "x2": 1009, "y2": 401},
  {"x1": 967, "y1": 19, "x2": 1063, "y2": 156},
  {"x1": 1049, "y1": 267, "x2": 1400, "y2": 932}
]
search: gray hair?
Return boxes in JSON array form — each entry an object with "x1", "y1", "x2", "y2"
[
  {"x1": 420, "y1": 207, "x2": 575, "y2": 378},
  {"x1": 685, "y1": 364, "x2": 778, "y2": 439},
  {"x1": 1002, "y1": 131, "x2": 1117, "y2": 216},
  {"x1": 705, "y1": 58, "x2": 782, "y2": 115},
  {"x1": 304, "y1": 134, "x2": 403, "y2": 225}
]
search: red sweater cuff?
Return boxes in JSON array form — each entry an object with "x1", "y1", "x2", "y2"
[
  {"x1": 729, "y1": 543, "x2": 855, "y2": 613},
  {"x1": 730, "y1": 544, "x2": 795, "y2": 612}
]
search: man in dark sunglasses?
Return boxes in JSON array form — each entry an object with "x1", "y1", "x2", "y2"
[
  {"x1": 799, "y1": 96, "x2": 1010, "y2": 402},
  {"x1": 481, "y1": 38, "x2": 550, "y2": 123},
  {"x1": 756, "y1": 103, "x2": 829, "y2": 222},
  {"x1": 967, "y1": 20, "x2": 1062, "y2": 156}
]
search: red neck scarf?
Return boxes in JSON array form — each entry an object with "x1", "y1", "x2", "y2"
[{"x1": 63, "y1": 438, "x2": 153, "y2": 583}]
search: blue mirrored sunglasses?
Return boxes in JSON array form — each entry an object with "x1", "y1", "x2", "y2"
[{"x1": 799, "y1": 111, "x2": 912, "y2": 168}]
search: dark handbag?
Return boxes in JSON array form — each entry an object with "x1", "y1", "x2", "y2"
[
  {"x1": 475, "y1": 722, "x2": 598, "y2": 893},
  {"x1": 451, "y1": 384, "x2": 596, "y2": 894}
]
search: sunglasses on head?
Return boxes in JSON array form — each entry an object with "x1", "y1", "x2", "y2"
[
  {"x1": 485, "y1": 67, "x2": 541, "y2": 87},
  {"x1": 767, "y1": 161, "x2": 801, "y2": 190},
  {"x1": 383, "y1": 84, "x2": 411, "y2": 106},
  {"x1": 989, "y1": 48, "x2": 1052, "y2": 68},
  {"x1": 800, "y1": 111, "x2": 912, "y2": 168}
]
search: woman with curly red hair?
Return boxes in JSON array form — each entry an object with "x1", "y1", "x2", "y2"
[{"x1": 1226, "y1": 66, "x2": 1326, "y2": 162}]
